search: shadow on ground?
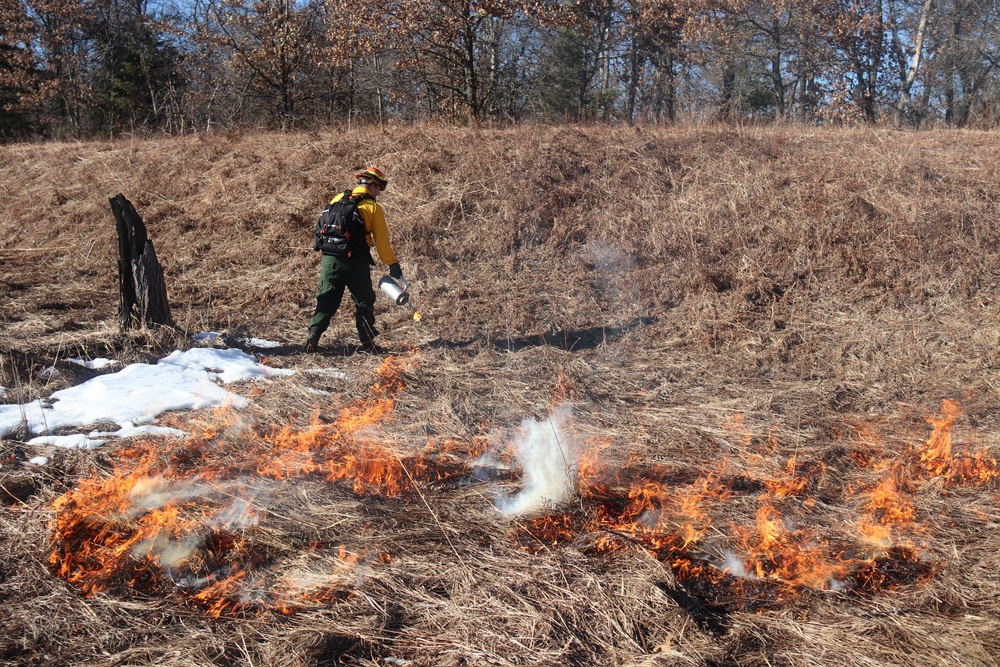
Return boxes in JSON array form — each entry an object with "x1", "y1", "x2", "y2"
[{"x1": 424, "y1": 317, "x2": 655, "y2": 353}]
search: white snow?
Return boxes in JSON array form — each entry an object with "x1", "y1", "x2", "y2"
[
  {"x1": 27, "y1": 433, "x2": 108, "y2": 450},
  {"x1": 67, "y1": 357, "x2": 120, "y2": 369},
  {"x1": 239, "y1": 337, "x2": 280, "y2": 348},
  {"x1": 190, "y1": 332, "x2": 281, "y2": 349},
  {"x1": 192, "y1": 331, "x2": 224, "y2": 345},
  {"x1": 0, "y1": 347, "x2": 293, "y2": 452},
  {"x1": 305, "y1": 368, "x2": 349, "y2": 380}
]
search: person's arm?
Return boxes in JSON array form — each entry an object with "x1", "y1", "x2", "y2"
[{"x1": 360, "y1": 199, "x2": 399, "y2": 267}]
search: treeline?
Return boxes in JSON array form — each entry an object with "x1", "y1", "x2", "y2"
[{"x1": 1, "y1": 0, "x2": 999, "y2": 138}]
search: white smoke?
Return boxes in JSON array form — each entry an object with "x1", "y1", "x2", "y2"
[
  {"x1": 587, "y1": 241, "x2": 638, "y2": 315},
  {"x1": 129, "y1": 475, "x2": 209, "y2": 511},
  {"x1": 720, "y1": 550, "x2": 749, "y2": 578},
  {"x1": 133, "y1": 534, "x2": 204, "y2": 572},
  {"x1": 127, "y1": 476, "x2": 268, "y2": 586},
  {"x1": 210, "y1": 496, "x2": 261, "y2": 531},
  {"x1": 493, "y1": 404, "x2": 578, "y2": 516}
]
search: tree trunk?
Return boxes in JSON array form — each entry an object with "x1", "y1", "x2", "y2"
[
  {"x1": 894, "y1": 0, "x2": 934, "y2": 128},
  {"x1": 719, "y1": 62, "x2": 737, "y2": 121},
  {"x1": 110, "y1": 193, "x2": 173, "y2": 331},
  {"x1": 625, "y1": 43, "x2": 639, "y2": 123}
]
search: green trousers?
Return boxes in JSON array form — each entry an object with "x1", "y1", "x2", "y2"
[{"x1": 308, "y1": 253, "x2": 378, "y2": 345}]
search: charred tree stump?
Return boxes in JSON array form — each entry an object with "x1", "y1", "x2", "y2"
[{"x1": 110, "y1": 194, "x2": 173, "y2": 331}]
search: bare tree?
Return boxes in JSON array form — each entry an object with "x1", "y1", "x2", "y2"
[
  {"x1": 206, "y1": 0, "x2": 325, "y2": 125},
  {"x1": 0, "y1": 0, "x2": 38, "y2": 133},
  {"x1": 892, "y1": 0, "x2": 934, "y2": 127},
  {"x1": 829, "y1": 0, "x2": 887, "y2": 122},
  {"x1": 929, "y1": 0, "x2": 1000, "y2": 126},
  {"x1": 20, "y1": 0, "x2": 95, "y2": 134},
  {"x1": 620, "y1": 0, "x2": 686, "y2": 123}
]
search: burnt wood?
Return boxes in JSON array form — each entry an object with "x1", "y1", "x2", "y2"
[{"x1": 110, "y1": 193, "x2": 172, "y2": 330}]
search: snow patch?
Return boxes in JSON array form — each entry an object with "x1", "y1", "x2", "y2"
[{"x1": 0, "y1": 348, "x2": 293, "y2": 447}]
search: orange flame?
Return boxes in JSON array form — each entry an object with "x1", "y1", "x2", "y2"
[
  {"x1": 920, "y1": 399, "x2": 962, "y2": 476},
  {"x1": 858, "y1": 477, "x2": 917, "y2": 548},
  {"x1": 515, "y1": 408, "x2": 957, "y2": 599},
  {"x1": 918, "y1": 400, "x2": 997, "y2": 484},
  {"x1": 53, "y1": 371, "x2": 978, "y2": 616},
  {"x1": 47, "y1": 353, "x2": 474, "y2": 615}
]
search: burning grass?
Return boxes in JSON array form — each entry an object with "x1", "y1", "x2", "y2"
[
  {"x1": 40, "y1": 366, "x2": 999, "y2": 658},
  {"x1": 46, "y1": 354, "x2": 477, "y2": 617},
  {"x1": 513, "y1": 399, "x2": 994, "y2": 633}
]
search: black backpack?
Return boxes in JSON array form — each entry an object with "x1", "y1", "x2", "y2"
[{"x1": 313, "y1": 190, "x2": 372, "y2": 257}]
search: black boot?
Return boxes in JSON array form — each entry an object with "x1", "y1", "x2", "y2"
[{"x1": 304, "y1": 326, "x2": 322, "y2": 352}]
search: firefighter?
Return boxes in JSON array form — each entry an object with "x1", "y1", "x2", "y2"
[{"x1": 306, "y1": 167, "x2": 403, "y2": 353}]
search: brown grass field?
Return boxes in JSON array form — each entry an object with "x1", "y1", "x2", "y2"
[{"x1": 1, "y1": 124, "x2": 1000, "y2": 667}]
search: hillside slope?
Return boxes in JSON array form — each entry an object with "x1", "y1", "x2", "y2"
[{"x1": 3, "y1": 126, "x2": 1000, "y2": 392}]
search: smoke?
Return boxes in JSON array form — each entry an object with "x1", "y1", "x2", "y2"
[
  {"x1": 128, "y1": 476, "x2": 268, "y2": 585},
  {"x1": 133, "y1": 534, "x2": 205, "y2": 578},
  {"x1": 211, "y1": 496, "x2": 261, "y2": 531},
  {"x1": 491, "y1": 404, "x2": 578, "y2": 516},
  {"x1": 720, "y1": 550, "x2": 748, "y2": 578},
  {"x1": 129, "y1": 475, "x2": 208, "y2": 511},
  {"x1": 587, "y1": 240, "x2": 638, "y2": 315}
]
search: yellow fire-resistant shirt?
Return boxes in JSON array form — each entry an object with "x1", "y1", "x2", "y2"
[{"x1": 330, "y1": 185, "x2": 398, "y2": 266}]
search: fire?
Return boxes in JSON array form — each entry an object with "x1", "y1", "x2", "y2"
[
  {"x1": 517, "y1": 401, "x2": 990, "y2": 604},
  {"x1": 50, "y1": 373, "x2": 987, "y2": 621},
  {"x1": 764, "y1": 455, "x2": 812, "y2": 498},
  {"x1": 48, "y1": 353, "x2": 471, "y2": 615},
  {"x1": 918, "y1": 400, "x2": 997, "y2": 484},
  {"x1": 413, "y1": 310, "x2": 422, "y2": 322},
  {"x1": 856, "y1": 461, "x2": 919, "y2": 549},
  {"x1": 920, "y1": 399, "x2": 962, "y2": 477},
  {"x1": 733, "y1": 504, "x2": 849, "y2": 590},
  {"x1": 518, "y1": 514, "x2": 577, "y2": 551}
]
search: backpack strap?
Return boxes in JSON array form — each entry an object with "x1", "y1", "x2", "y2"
[{"x1": 345, "y1": 191, "x2": 373, "y2": 258}]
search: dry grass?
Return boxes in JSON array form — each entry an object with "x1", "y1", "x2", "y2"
[{"x1": 1, "y1": 124, "x2": 1000, "y2": 666}]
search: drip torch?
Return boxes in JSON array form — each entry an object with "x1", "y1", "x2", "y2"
[
  {"x1": 378, "y1": 275, "x2": 410, "y2": 306},
  {"x1": 379, "y1": 275, "x2": 424, "y2": 322}
]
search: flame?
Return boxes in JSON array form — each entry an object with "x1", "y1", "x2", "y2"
[
  {"x1": 857, "y1": 483, "x2": 914, "y2": 550},
  {"x1": 413, "y1": 311, "x2": 422, "y2": 322},
  {"x1": 51, "y1": 379, "x2": 981, "y2": 617},
  {"x1": 48, "y1": 353, "x2": 472, "y2": 615},
  {"x1": 514, "y1": 405, "x2": 986, "y2": 601},
  {"x1": 764, "y1": 455, "x2": 811, "y2": 498},
  {"x1": 918, "y1": 400, "x2": 997, "y2": 484},
  {"x1": 519, "y1": 514, "x2": 576, "y2": 550},
  {"x1": 920, "y1": 399, "x2": 962, "y2": 476},
  {"x1": 733, "y1": 504, "x2": 849, "y2": 590}
]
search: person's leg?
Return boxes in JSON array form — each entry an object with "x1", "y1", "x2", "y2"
[
  {"x1": 344, "y1": 259, "x2": 378, "y2": 349},
  {"x1": 307, "y1": 255, "x2": 347, "y2": 349}
]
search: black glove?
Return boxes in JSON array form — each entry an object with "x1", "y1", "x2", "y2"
[{"x1": 389, "y1": 263, "x2": 403, "y2": 280}]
